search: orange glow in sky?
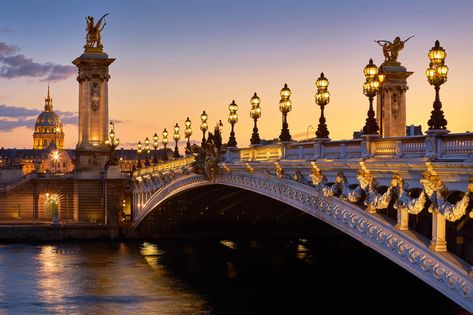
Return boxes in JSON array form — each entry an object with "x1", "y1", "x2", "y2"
[{"x1": 1, "y1": 1, "x2": 473, "y2": 150}]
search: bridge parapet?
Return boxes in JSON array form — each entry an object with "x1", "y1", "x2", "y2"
[
  {"x1": 133, "y1": 133, "x2": 473, "y2": 179},
  {"x1": 133, "y1": 155, "x2": 194, "y2": 178},
  {"x1": 224, "y1": 133, "x2": 473, "y2": 163}
]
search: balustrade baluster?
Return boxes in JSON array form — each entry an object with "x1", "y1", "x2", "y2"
[
  {"x1": 430, "y1": 212, "x2": 447, "y2": 252},
  {"x1": 395, "y1": 207, "x2": 409, "y2": 231}
]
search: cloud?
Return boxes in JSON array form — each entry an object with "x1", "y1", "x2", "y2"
[
  {"x1": 0, "y1": 118, "x2": 36, "y2": 132},
  {"x1": 0, "y1": 104, "x2": 78, "y2": 131},
  {"x1": 0, "y1": 42, "x2": 18, "y2": 56},
  {"x1": 0, "y1": 104, "x2": 39, "y2": 117},
  {"x1": 45, "y1": 65, "x2": 76, "y2": 81},
  {"x1": 58, "y1": 110, "x2": 78, "y2": 125},
  {"x1": 0, "y1": 42, "x2": 75, "y2": 81},
  {"x1": 0, "y1": 27, "x2": 15, "y2": 34}
]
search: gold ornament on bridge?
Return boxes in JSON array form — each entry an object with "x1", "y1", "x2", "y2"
[
  {"x1": 84, "y1": 13, "x2": 109, "y2": 53},
  {"x1": 191, "y1": 133, "x2": 219, "y2": 182},
  {"x1": 420, "y1": 171, "x2": 472, "y2": 222},
  {"x1": 274, "y1": 163, "x2": 283, "y2": 178}
]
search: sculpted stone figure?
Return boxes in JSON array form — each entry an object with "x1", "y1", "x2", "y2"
[
  {"x1": 309, "y1": 167, "x2": 326, "y2": 190},
  {"x1": 375, "y1": 35, "x2": 414, "y2": 63},
  {"x1": 356, "y1": 170, "x2": 392, "y2": 212},
  {"x1": 85, "y1": 14, "x2": 109, "y2": 51},
  {"x1": 191, "y1": 133, "x2": 219, "y2": 182},
  {"x1": 420, "y1": 172, "x2": 472, "y2": 221},
  {"x1": 391, "y1": 174, "x2": 426, "y2": 214},
  {"x1": 322, "y1": 172, "x2": 363, "y2": 202}
]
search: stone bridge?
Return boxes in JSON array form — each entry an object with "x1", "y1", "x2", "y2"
[{"x1": 130, "y1": 132, "x2": 473, "y2": 312}]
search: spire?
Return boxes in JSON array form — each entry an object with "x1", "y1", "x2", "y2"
[{"x1": 44, "y1": 84, "x2": 53, "y2": 111}]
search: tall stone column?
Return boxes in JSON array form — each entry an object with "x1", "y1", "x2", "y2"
[
  {"x1": 376, "y1": 63, "x2": 413, "y2": 137},
  {"x1": 72, "y1": 49, "x2": 115, "y2": 170}
]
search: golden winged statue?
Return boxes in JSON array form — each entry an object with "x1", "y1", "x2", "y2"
[
  {"x1": 374, "y1": 35, "x2": 414, "y2": 64},
  {"x1": 84, "y1": 13, "x2": 109, "y2": 52}
]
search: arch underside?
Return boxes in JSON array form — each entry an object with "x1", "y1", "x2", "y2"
[{"x1": 132, "y1": 172, "x2": 473, "y2": 312}]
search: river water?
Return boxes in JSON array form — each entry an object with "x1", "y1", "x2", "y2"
[{"x1": 0, "y1": 238, "x2": 466, "y2": 314}]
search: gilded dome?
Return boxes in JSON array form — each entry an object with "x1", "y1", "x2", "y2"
[
  {"x1": 34, "y1": 85, "x2": 63, "y2": 130},
  {"x1": 35, "y1": 110, "x2": 62, "y2": 127},
  {"x1": 33, "y1": 86, "x2": 65, "y2": 150}
]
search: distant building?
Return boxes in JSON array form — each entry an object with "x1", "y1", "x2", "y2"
[
  {"x1": 0, "y1": 87, "x2": 172, "y2": 176},
  {"x1": 33, "y1": 86, "x2": 65, "y2": 150},
  {"x1": 353, "y1": 125, "x2": 423, "y2": 139},
  {"x1": 406, "y1": 124, "x2": 422, "y2": 136},
  {"x1": 353, "y1": 130, "x2": 364, "y2": 139}
]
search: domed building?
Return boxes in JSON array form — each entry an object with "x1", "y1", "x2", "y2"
[{"x1": 33, "y1": 86, "x2": 64, "y2": 149}]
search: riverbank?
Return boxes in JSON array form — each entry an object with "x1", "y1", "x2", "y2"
[{"x1": 0, "y1": 224, "x2": 121, "y2": 241}]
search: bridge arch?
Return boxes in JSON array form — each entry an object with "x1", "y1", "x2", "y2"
[{"x1": 130, "y1": 171, "x2": 473, "y2": 311}]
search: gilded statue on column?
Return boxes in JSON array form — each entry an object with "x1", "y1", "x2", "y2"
[
  {"x1": 84, "y1": 13, "x2": 109, "y2": 52},
  {"x1": 374, "y1": 35, "x2": 414, "y2": 65}
]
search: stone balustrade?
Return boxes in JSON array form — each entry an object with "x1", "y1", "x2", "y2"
[
  {"x1": 219, "y1": 133, "x2": 473, "y2": 162},
  {"x1": 133, "y1": 155, "x2": 195, "y2": 177}
]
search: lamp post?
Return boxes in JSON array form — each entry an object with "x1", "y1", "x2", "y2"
[
  {"x1": 227, "y1": 100, "x2": 238, "y2": 147},
  {"x1": 153, "y1": 132, "x2": 159, "y2": 164},
  {"x1": 200, "y1": 110, "x2": 208, "y2": 146},
  {"x1": 162, "y1": 129, "x2": 169, "y2": 161},
  {"x1": 315, "y1": 73, "x2": 330, "y2": 139},
  {"x1": 105, "y1": 121, "x2": 120, "y2": 165},
  {"x1": 426, "y1": 40, "x2": 449, "y2": 131},
  {"x1": 144, "y1": 137, "x2": 150, "y2": 166},
  {"x1": 137, "y1": 141, "x2": 142, "y2": 168},
  {"x1": 185, "y1": 117, "x2": 192, "y2": 154},
  {"x1": 173, "y1": 123, "x2": 180, "y2": 158},
  {"x1": 279, "y1": 83, "x2": 292, "y2": 142},
  {"x1": 377, "y1": 67, "x2": 386, "y2": 136},
  {"x1": 250, "y1": 93, "x2": 261, "y2": 145},
  {"x1": 362, "y1": 59, "x2": 382, "y2": 135},
  {"x1": 215, "y1": 120, "x2": 223, "y2": 151},
  {"x1": 52, "y1": 150, "x2": 60, "y2": 173}
]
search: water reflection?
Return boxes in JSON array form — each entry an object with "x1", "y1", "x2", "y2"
[
  {"x1": 0, "y1": 239, "x2": 465, "y2": 314},
  {"x1": 219, "y1": 240, "x2": 237, "y2": 250},
  {"x1": 0, "y1": 243, "x2": 208, "y2": 314}
]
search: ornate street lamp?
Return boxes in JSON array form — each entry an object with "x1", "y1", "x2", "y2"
[
  {"x1": 136, "y1": 141, "x2": 142, "y2": 168},
  {"x1": 173, "y1": 123, "x2": 180, "y2": 158},
  {"x1": 227, "y1": 100, "x2": 238, "y2": 147},
  {"x1": 250, "y1": 92, "x2": 262, "y2": 145},
  {"x1": 215, "y1": 119, "x2": 223, "y2": 151},
  {"x1": 377, "y1": 67, "x2": 386, "y2": 136},
  {"x1": 279, "y1": 83, "x2": 292, "y2": 142},
  {"x1": 426, "y1": 40, "x2": 448, "y2": 130},
  {"x1": 105, "y1": 121, "x2": 120, "y2": 165},
  {"x1": 185, "y1": 117, "x2": 192, "y2": 154},
  {"x1": 152, "y1": 132, "x2": 159, "y2": 164},
  {"x1": 162, "y1": 129, "x2": 169, "y2": 161},
  {"x1": 200, "y1": 110, "x2": 208, "y2": 146},
  {"x1": 362, "y1": 58, "x2": 381, "y2": 135},
  {"x1": 315, "y1": 73, "x2": 330, "y2": 139},
  {"x1": 144, "y1": 137, "x2": 150, "y2": 166}
]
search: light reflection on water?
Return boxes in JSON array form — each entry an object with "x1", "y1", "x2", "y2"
[
  {"x1": 0, "y1": 243, "x2": 209, "y2": 315},
  {"x1": 0, "y1": 239, "x2": 464, "y2": 314}
]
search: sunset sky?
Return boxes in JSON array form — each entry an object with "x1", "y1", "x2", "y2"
[{"x1": 1, "y1": 0, "x2": 473, "y2": 149}]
